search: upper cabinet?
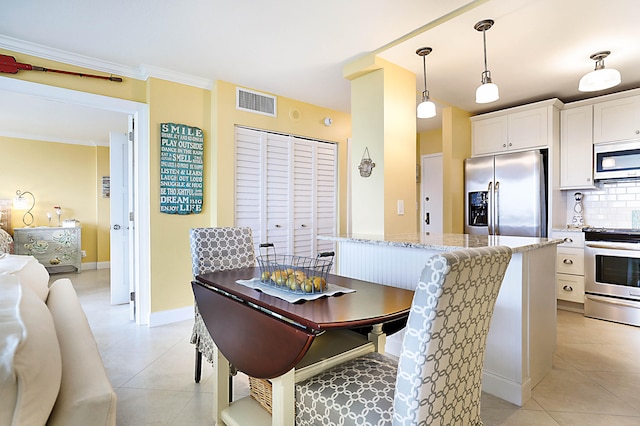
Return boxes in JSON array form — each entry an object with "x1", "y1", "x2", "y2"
[
  {"x1": 593, "y1": 95, "x2": 640, "y2": 143},
  {"x1": 471, "y1": 100, "x2": 561, "y2": 157},
  {"x1": 560, "y1": 105, "x2": 595, "y2": 189}
]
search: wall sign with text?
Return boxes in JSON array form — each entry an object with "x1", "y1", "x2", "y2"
[{"x1": 160, "y1": 123, "x2": 204, "y2": 214}]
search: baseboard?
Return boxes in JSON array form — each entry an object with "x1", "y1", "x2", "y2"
[
  {"x1": 80, "y1": 262, "x2": 97, "y2": 270},
  {"x1": 96, "y1": 261, "x2": 110, "y2": 270},
  {"x1": 482, "y1": 370, "x2": 531, "y2": 407},
  {"x1": 149, "y1": 305, "x2": 194, "y2": 327}
]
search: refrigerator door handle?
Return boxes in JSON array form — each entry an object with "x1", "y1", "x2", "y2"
[
  {"x1": 494, "y1": 181, "x2": 500, "y2": 235},
  {"x1": 487, "y1": 181, "x2": 493, "y2": 235}
]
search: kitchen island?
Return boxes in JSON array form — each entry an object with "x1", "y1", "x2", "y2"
[{"x1": 320, "y1": 233, "x2": 561, "y2": 407}]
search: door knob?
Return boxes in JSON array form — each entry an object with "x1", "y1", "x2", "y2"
[{"x1": 113, "y1": 224, "x2": 121, "y2": 230}]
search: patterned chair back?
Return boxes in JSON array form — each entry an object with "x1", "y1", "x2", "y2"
[
  {"x1": 393, "y1": 246, "x2": 512, "y2": 425},
  {"x1": 189, "y1": 227, "x2": 255, "y2": 277}
]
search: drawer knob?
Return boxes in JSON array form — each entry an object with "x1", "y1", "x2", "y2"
[
  {"x1": 562, "y1": 285, "x2": 573, "y2": 292},
  {"x1": 563, "y1": 259, "x2": 574, "y2": 265}
]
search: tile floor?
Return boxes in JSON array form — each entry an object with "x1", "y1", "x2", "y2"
[{"x1": 56, "y1": 269, "x2": 640, "y2": 425}]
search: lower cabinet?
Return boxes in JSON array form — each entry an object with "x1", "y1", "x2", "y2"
[{"x1": 552, "y1": 230, "x2": 585, "y2": 308}]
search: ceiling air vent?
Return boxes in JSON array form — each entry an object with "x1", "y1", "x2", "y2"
[{"x1": 236, "y1": 87, "x2": 277, "y2": 117}]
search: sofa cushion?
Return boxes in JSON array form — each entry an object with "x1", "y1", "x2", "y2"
[
  {"x1": 46, "y1": 278, "x2": 117, "y2": 426},
  {"x1": 0, "y1": 254, "x2": 50, "y2": 302},
  {"x1": 0, "y1": 274, "x2": 62, "y2": 426}
]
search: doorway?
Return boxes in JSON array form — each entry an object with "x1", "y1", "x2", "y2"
[{"x1": 0, "y1": 77, "x2": 151, "y2": 325}]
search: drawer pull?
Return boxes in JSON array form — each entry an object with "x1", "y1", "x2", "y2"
[
  {"x1": 563, "y1": 237, "x2": 573, "y2": 243},
  {"x1": 562, "y1": 285, "x2": 573, "y2": 292},
  {"x1": 563, "y1": 259, "x2": 574, "y2": 265}
]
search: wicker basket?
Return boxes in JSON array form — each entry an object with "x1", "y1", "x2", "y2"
[
  {"x1": 249, "y1": 376, "x2": 273, "y2": 414},
  {"x1": 257, "y1": 243, "x2": 334, "y2": 294}
]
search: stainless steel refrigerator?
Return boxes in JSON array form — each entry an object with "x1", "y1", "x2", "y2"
[{"x1": 464, "y1": 150, "x2": 547, "y2": 237}]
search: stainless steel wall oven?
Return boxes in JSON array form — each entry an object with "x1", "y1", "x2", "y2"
[{"x1": 584, "y1": 228, "x2": 640, "y2": 327}]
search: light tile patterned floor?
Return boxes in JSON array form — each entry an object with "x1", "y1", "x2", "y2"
[{"x1": 56, "y1": 269, "x2": 640, "y2": 425}]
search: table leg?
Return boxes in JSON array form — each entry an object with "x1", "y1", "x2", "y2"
[
  {"x1": 270, "y1": 368, "x2": 295, "y2": 426},
  {"x1": 368, "y1": 323, "x2": 386, "y2": 353},
  {"x1": 212, "y1": 343, "x2": 230, "y2": 425}
]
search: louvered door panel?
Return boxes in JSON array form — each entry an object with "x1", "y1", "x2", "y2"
[
  {"x1": 234, "y1": 127, "x2": 337, "y2": 259},
  {"x1": 235, "y1": 127, "x2": 263, "y2": 248},
  {"x1": 293, "y1": 142, "x2": 314, "y2": 257},
  {"x1": 315, "y1": 143, "x2": 337, "y2": 255},
  {"x1": 264, "y1": 134, "x2": 291, "y2": 251}
]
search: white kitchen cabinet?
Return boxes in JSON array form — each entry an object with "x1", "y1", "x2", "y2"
[
  {"x1": 552, "y1": 230, "x2": 584, "y2": 306},
  {"x1": 471, "y1": 103, "x2": 555, "y2": 156},
  {"x1": 560, "y1": 105, "x2": 595, "y2": 189},
  {"x1": 235, "y1": 127, "x2": 337, "y2": 257},
  {"x1": 593, "y1": 95, "x2": 640, "y2": 143}
]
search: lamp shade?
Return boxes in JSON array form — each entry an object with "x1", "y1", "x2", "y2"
[
  {"x1": 417, "y1": 100, "x2": 436, "y2": 118},
  {"x1": 578, "y1": 68, "x2": 621, "y2": 92},
  {"x1": 476, "y1": 82, "x2": 499, "y2": 104}
]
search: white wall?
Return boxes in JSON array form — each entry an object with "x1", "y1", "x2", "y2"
[{"x1": 563, "y1": 180, "x2": 640, "y2": 228}]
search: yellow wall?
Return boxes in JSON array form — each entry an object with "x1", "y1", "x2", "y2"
[
  {"x1": 96, "y1": 145, "x2": 110, "y2": 263},
  {"x1": 350, "y1": 69, "x2": 385, "y2": 234},
  {"x1": 146, "y1": 78, "x2": 213, "y2": 313},
  {"x1": 418, "y1": 128, "x2": 443, "y2": 155},
  {"x1": 348, "y1": 57, "x2": 418, "y2": 236},
  {"x1": 0, "y1": 136, "x2": 103, "y2": 263},
  {"x1": 0, "y1": 49, "x2": 146, "y2": 103},
  {"x1": 442, "y1": 106, "x2": 471, "y2": 233}
]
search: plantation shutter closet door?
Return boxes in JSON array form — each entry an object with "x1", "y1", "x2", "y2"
[{"x1": 234, "y1": 127, "x2": 337, "y2": 257}]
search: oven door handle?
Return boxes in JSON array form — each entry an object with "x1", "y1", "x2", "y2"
[
  {"x1": 585, "y1": 243, "x2": 640, "y2": 252},
  {"x1": 586, "y1": 294, "x2": 640, "y2": 309}
]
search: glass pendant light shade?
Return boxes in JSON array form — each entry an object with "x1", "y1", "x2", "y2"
[
  {"x1": 578, "y1": 51, "x2": 621, "y2": 92},
  {"x1": 416, "y1": 47, "x2": 436, "y2": 119},
  {"x1": 417, "y1": 98, "x2": 436, "y2": 118},
  {"x1": 476, "y1": 82, "x2": 499, "y2": 104},
  {"x1": 475, "y1": 19, "x2": 499, "y2": 104}
]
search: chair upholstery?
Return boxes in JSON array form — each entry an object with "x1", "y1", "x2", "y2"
[
  {"x1": 0, "y1": 228, "x2": 13, "y2": 254},
  {"x1": 295, "y1": 246, "x2": 512, "y2": 426},
  {"x1": 189, "y1": 227, "x2": 255, "y2": 374}
]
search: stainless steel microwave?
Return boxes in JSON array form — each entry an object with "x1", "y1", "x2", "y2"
[{"x1": 594, "y1": 140, "x2": 640, "y2": 181}]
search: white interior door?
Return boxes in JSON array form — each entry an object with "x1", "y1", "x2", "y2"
[
  {"x1": 109, "y1": 131, "x2": 131, "y2": 307},
  {"x1": 421, "y1": 154, "x2": 443, "y2": 235}
]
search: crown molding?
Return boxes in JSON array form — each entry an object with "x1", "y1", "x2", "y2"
[
  {"x1": 138, "y1": 64, "x2": 213, "y2": 90},
  {"x1": 0, "y1": 35, "x2": 213, "y2": 90}
]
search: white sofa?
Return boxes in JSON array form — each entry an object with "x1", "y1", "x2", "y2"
[{"x1": 0, "y1": 254, "x2": 116, "y2": 426}]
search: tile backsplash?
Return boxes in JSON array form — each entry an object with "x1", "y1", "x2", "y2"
[{"x1": 564, "y1": 180, "x2": 640, "y2": 228}]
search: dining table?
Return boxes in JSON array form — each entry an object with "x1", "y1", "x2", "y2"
[{"x1": 192, "y1": 266, "x2": 414, "y2": 426}]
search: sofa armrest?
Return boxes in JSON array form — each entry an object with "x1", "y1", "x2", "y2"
[{"x1": 46, "y1": 279, "x2": 116, "y2": 426}]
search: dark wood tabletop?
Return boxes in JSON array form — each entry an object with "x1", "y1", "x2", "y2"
[{"x1": 192, "y1": 267, "x2": 414, "y2": 378}]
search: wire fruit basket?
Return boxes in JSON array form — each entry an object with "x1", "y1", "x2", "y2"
[{"x1": 257, "y1": 243, "x2": 334, "y2": 294}]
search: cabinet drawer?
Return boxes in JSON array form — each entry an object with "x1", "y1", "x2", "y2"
[
  {"x1": 551, "y1": 231, "x2": 584, "y2": 248},
  {"x1": 556, "y1": 273, "x2": 584, "y2": 303},
  {"x1": 556, "y1": 247, "x2": 584, "y2": 275}
]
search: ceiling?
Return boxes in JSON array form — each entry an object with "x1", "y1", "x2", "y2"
[{"x1": 0, "y1": 0, "x2": 638, "y2": 145}]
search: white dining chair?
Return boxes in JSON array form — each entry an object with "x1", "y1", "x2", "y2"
[
  {"x1": 295, "y1": 245, "x2": 512, "y2": 426},
  {"x1": 189, "y1": 227, "x2": 255, "y2": 383}
]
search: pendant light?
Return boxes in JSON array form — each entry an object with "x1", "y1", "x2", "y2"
[
  {"x1": 416, "y1": 47, "x2": 436, "y2": 119},
  {"x1": 578, "y1": 51, "x2": 621, "y2": 92},
  {"x1": 475, "y1": 19, "x2": 499, "y2": 104}
]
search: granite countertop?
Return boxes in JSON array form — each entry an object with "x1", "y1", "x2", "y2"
[{"x1": 319, "y1": 233, "x2": 562, "y2": 254}]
